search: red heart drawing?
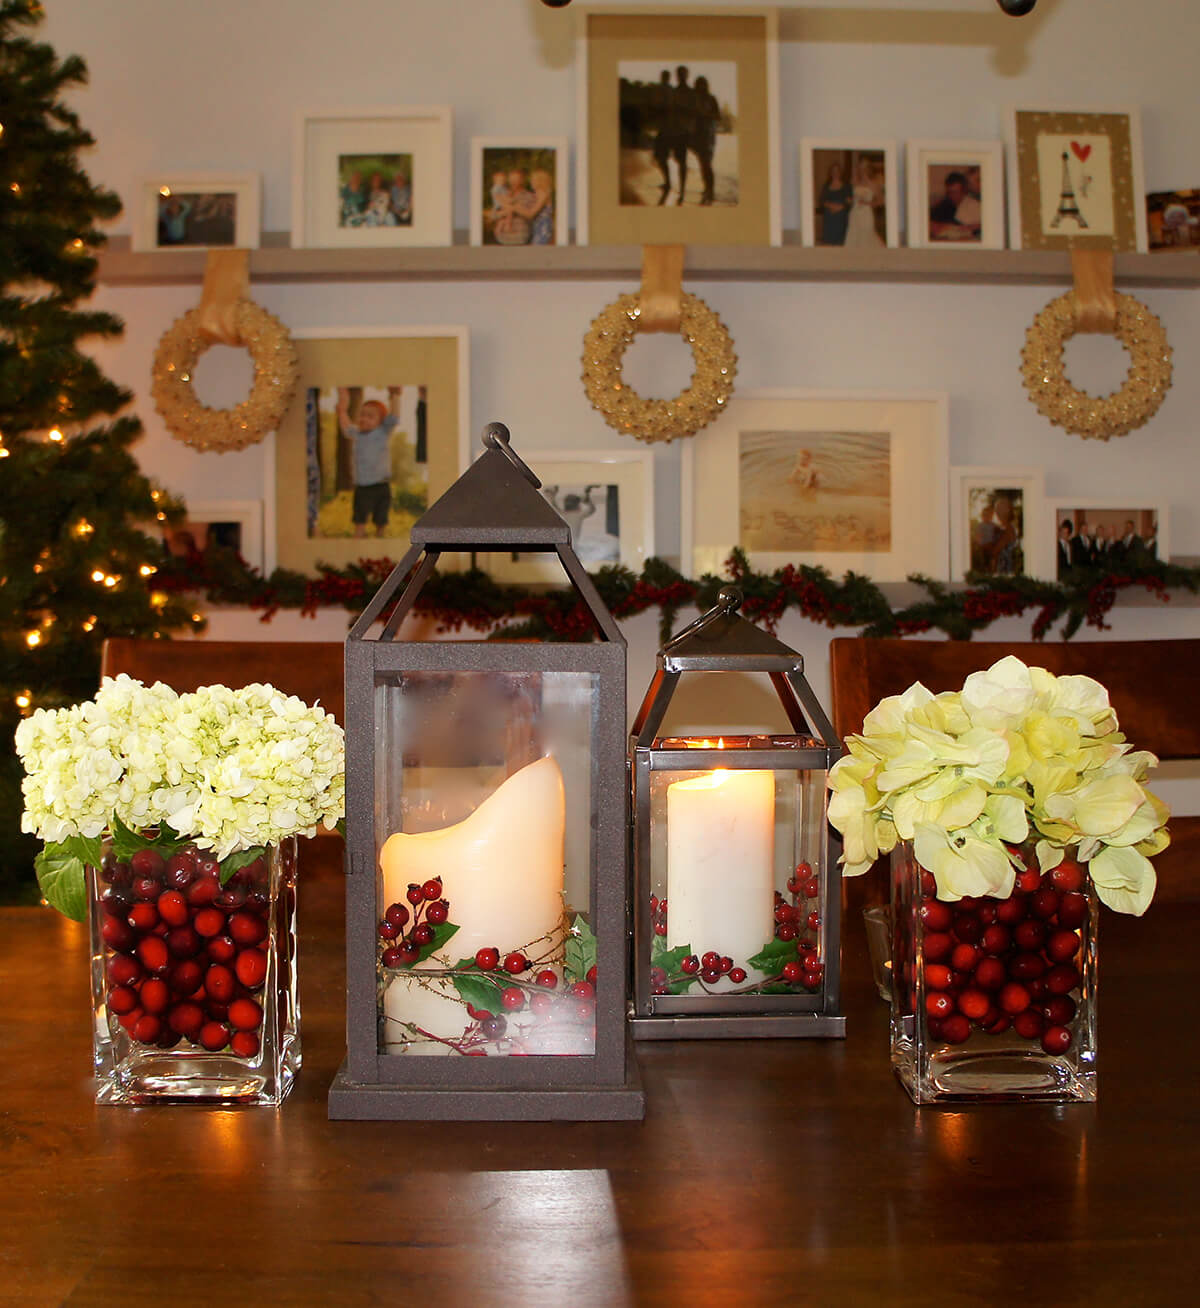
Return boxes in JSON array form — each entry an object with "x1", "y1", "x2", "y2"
[{"x1": 1071, "y1": 141, "x2": 1092, "y2": 162}]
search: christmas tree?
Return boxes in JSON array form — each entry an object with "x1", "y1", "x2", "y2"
[{"x1": 0, "y1": 0, "x2": 198, "y2": 899}]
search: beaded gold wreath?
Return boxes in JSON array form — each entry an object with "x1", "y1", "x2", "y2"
[
  {"x1": 582, "y1": 291, "x2": 737, "y2": 443},
  {"x1": 151, "y1": 300, "x2": 300, "y2": 452},
  {"x1": 1020, "y1": 291, "x2": 1172, "y2": 441}
]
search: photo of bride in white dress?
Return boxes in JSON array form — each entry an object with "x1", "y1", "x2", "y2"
[{"x1": 844, "y1": 158, "x2": 884, "y2": 247}]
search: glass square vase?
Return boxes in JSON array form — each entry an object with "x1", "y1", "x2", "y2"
[
  {"x1": 89, "y1": 837, "x2": 301, "y2": 1105},
  {"x1": 889, "y1": 840, "x2": 1097, "y2": 1104}
]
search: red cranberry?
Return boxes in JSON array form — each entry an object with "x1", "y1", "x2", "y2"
[
  {"x1": 130, "y1": 848, "x2": 165, "y2": 880},
  {"x1": 1047, "y1": 929, "x2": 1080, "y2": 963},
  {"x1": 999, "y1": 982, "x2": 1032, "y2": 1014},
  {"x1": 398, "y1": 942, "x2": 420, "y2": 965},
  {"x1": 776, "y1": 923, "x2": 798, "y2": 942},
  {"x1": 214, "y1": 884, "x2": 247, "y2": 911},
  {"x1": 421, "y1": 878, "x2": 443, "y2": 902},
  {"x1": 950, "y1": 942, "x2": 979, "y2": 972},
  {"x1": 802, "y1": 969, "x2": 824, "y2": 991},
  {"x1": 700, "y1": 967, "x2": 721, "y2": 984},
  {"x1": 378, "y1": 920, "x2": 400, "y2": 941},
  {"x1": 727, "y1": 967, "x2": 746, "y2": 983},
  {"x1": 205, "y1": 964, "x2": 235, "y2": 1004},
  {"x1": 117, "y1": 1008, "x2": 145, "y2": 1035},
  {"x1": 1009, "y1": 952, "x2": 1046, "y2": 981},
  {"x1": 976, "y1": 903, "x2": 997, "y2": 926},
  {"x1": 168, "y1": 1001, "x2": 205, "y2": 1039},
  {"x1": 381, "y1": 945, "x2": 404, "y2": 968},
  {"x1": 186, "y1": 876, "x2": 219, "y2": 907},
  {"x1": 957, "y1": 989, "x2": 989, "y2": 1020},
  {"x1": 137, "y1": 936, "x2": 169, "y2": 974},
  {"x1": 1041, "y1": 1025, "x2": 1073, "y2": 1055},
  {"x1": 1049, "y1": 859, "x2": 1085, "y2": 893},
  {"x1": 803, "y1": 876, "x2": 820, "y2": 899},
  {"x1": 106, "y1": 953, "x2": 142, "y2": 988},
  {"x1": 586, "y1": 966, "x2": 597, "y2": 986},
  {"x1": 535, "y1": 970, "x2": 558, "y2": 989},
  {"x1": 193, "y1": 907, "x2": 225, "y2": 938},
  {"x1": 940, "y1": 1015, "x2": 971, "y2": 1044},
  {"x1": 922, "y1": 932, "x2": 952, "y2": 962},
  {"x1": 952, "y1": 914, "x2": 983, "y2": 944},
  {"x1": 230, "y1": 1030, "x2": 260, "y2": 1058},
  {"x1": 405, "y1": 883, "x2": 424, "y2": 906},
  {"x1": 530, "y1": 991, "x2": 554, "y2": 1017},
  {"x1": 169, "y1": 959, "x2": 204, "y2": 996},
  {"x1": 654, "y1": 922, "x2": 667, "y2": 937},
  {"x1": 199, "y1": 1021, "x2": 231, "y2": 1052},
  {"x1": 775, "y1": 904, "x2": 797, "y2": 924},
  {"x1": 235, "y1": 948, "x2": 267, "y2": 989},
  {"x1": 480, "y1": 1015, "x2": 507, "y2": 1040},
  {"x1": 924, "y1": 963, "x2": 953, "y2": 990},
  {"x1": 131, "y1": 876, "x2": 160, "y2": 902},
  {"x1": 228, "y1": 997, "x2": 263, "y2": 1031},
  {"x1": 995, "y1": 895, "x2": 1026, "y2": 925},
  {"x1": 701, "y1": 951, "x2": 721, "y2": 970},
  {"x1": 412, "y1": 924, "x2": 434, "y2": 947},
  {"x1": 1015, "y1": 868, "x2": 1041, "y2": 893},
  {"x1": 132, "y1": 1014, "x2": 162, "y2": 1044},
  {"x1": 425, "y1": 901, "x2": 448, "y2": 925},
  {"x1": 475, "y1": 947, "x2": 500, "y2": 971},
  {"x1": 982, "y1": 1011, "x2": 1012, "y2": 1035},
  {"x1": 926, "y1": 991, "x2": 954, "y2": 1019},
  {"x1": 981, "y1": 924, "x2": 1010, "y2": 955},
  {"x1": 196, "y1": 855, "x2": 219, "y2": 879},
  {"x1": 126, "y1": 902, "x2": 159, "y2": 934},
  {"x1": 680, "y1": 955, "x2": 699, "y2": 975},
  {"x1": 919, "y1": 871, "x2": 937, "y2": 897},
  {"x1": 206, "y1": 934, "x2": 236, "y2": 964},
  {"x1": 718, "y1": 956, "x2": 734, "y2": 974},
  {"x1": 101, "y1": 887, "x2": 132, "y2": 916},
  {"x1": 1057, "y1": 893, "x2": 1088, "y2": 929},
  {"x1": 164, "y1": 852, "x2": 197, "y2": 890},
  {"x1": 974, "y1": 957, "x2": 1007, "y2": 990},
  {"x1": 501, "y1": 986, "x2": 525, "y2": 1012},
  {"x1": 1045, "y1": 963, "x2": 1081, "y2": 995},
  {"x1": 569, "y1": 981, "x2": 595, "y2": 999},
  {"x1": 785, "y1": 875, "x2": 802, "y2": 896},
  {"x1": 229, "y1": 911, "x2": 267, "y2": 946},
  {"x1": 1041, "y1": 995, "x2": 1077, "y2": 1025},
  {"x1": 164, "y1": 925, "x2": 199, "y2": 958},
  {"x1": 1014, "y1": 920, "x2": 1047, "y2": 951},
  {"x1": 782, "y1": 960, "x2": 804, "y2": 983},
  {"x1": 140, "y1": 978, "x2": 169, "y2": 1014},
  {"x1": 920, "y1": 901, "x2": 953, "y2": 932},
  {"x1": 154, "y1": 890, "x2": 187, "y2": 927},
  {"x1": 1013, "y1": 1009, "x2": 1045, "y2": 1040},
  {"x1": 805, "y1": 911, "x2": 820, "y2": 931},
  {"x1": 1030, "y1": 888, "x2": 1060, "y2": 919},
  {"x1": 107, "y1": 985, "x2": 138, "y2": 1015}
]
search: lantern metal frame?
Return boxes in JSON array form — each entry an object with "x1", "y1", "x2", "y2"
[
  {"x1": 629, "y1": 588, "x2": 845, "y2": 1039},
  {"x1": 329, "y1": 424, "x2": 644, "y2": 1120}
]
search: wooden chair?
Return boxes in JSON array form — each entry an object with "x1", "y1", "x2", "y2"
[{"x1": 829, "y1": 637, "x2": 1200, "y2": 906}]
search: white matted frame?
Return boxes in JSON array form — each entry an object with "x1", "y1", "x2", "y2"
[
  {"x1": 1006, "y1": 105, "x2": 1148, "y2": 253},
  {"x1": 682, "y1": 390, "x2": 949, "y2": 583},
  {"x1": 906, "y1": 140, "x2": 1005, "y2": 250},
  {"x1": 949, "y1": 466, "x2": 1047, "y2": 582},
  {"x1": 1047, "y1": 498, "x2": 1168, "y2": 581},
  {"x1": 799, "y1": 138, "x2": 899, "y2": 248},
  {"x1": 266, "y1": 326, "x2": 470, "y2": 576},
  {"x1": 575, "y1": 4, "x2": 781, "y2": 247},
  {"x1": 469, "y1": 137, "x2": 570, "y2": 247},
  {"x1": 481, "y1": 447, "x2": 654, "y2": 584},
  {"x1": 293, "y1": 107, "x2": 453, "y2": 248},
  {"x1": 131, "y1": 173, "x2": 260, "y2": 252},
  {"x1": 163, "y1": 500, "x2": 265, "y2": 573}
]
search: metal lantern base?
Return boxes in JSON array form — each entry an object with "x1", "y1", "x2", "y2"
[
  {"x1": 327, "y1": 1047, "x2": 645, "y2": 1122},
  {"x1": 630, "y1": 1014, "x2": 846, "y2": 1040}
]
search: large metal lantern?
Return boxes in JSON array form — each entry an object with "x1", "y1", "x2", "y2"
[
  {"x1": 629, "y1": 587, "x2": 845, "y2": 1039},
  {"x1": 329, "y1": 424, "x2": 644, "y2": 1120}
]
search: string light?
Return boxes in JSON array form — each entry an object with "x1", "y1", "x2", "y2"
[
  {"x1": 82, "y1": 616, "x2": 96, "y2": 632},
  {"x1": 139, "y1": 563, "x2": 156, "y2": 577},
  {"x1": 103, "y1": 574, "x2": 119, "y2": 588},
  {"x1": 156, "y1": 511, "x2": 167, "y2": 522},
  {"x1": 191, "y1": 613, "x2": 203, "y2": 624},
  {"x1": 73, "y1": 518, "x2": 94, "y2": 538},
  {"x1": 48, "y1": 427, "x2": 63, "y2": 442},
  {"x1": 25, "y1": 630, "x2": 42, "y2": 648},
  {"x1": 0, "y1": 445, "x2": 8, "y2": 459},
  {"x1": 158, "y1": 185, "x2": 171, "y2": 197},
  {"x1": 150, "y1": 590, "x2": 168, "y2": 608},
  {"x1": 15, "y1": 691, "x2": 32, "y2": 711},
  {"x1": 10, "y1": 182, "x2": 20, "y2": 194},
  {"x1": 91, "y1": 569, "x2": 105, "y2": 582}
]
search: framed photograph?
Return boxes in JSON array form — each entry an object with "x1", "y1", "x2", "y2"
[
  {"x1": 575, "y1": 5, "x2": 781, "y2": 246},
  {"x1": 130, "y1": 173, "x2": 259, "y2": 252},
  {"x1": 1147, "y1": 189, "x2": 1200, "y2": 252},
  {"x1": 162, "y1": 500, "x2": 264, "y2": 573},
  {"x1": 469, "y1": 137, "x2": 569, "y2": 247},
  {"x1": 1006, "y1": 106, "x2": 1147, "y2": 252},
  {"x1": 481, "y1": 448, "x2": 654, "y2": 583},
  {"x1": 682, "y1": 390, "x2": 950, "y2": 583},
  {"x1": 800, "y1": 139, "x2": 898, "y2": 249},
  {"x1": 1048, "y1": 501, "x2": 1168, "y2": 580},
  {"x1": 906, "y1": 140, "x2": 1005, "y2": 250},
  {"x1": 293, "y1": 107, "x2": 452, "y2": 248},
  {"x1": 269, "y1": 327, "x2": 469, "y2": 574},
  {"x1": 949, "y1": 467, "x2": 1047, "y2": 582}
]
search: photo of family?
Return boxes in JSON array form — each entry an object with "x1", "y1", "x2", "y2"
[
  {"x1": 967, "y1": 485, "x2": 1025, "y2": 576},
  {"x1": 156, "y1": 189, "x2": 237, "y2": 247},
  {"x1": 1147, "y1": 189, "x2": 1200, "y2": 250},
  {"x1": 618, "y1": 59, "x2": 737, "y2": 208},
  {"x1": 162, "y1": 517, "x2": 242, "y2": 559},
  {"x1": 738, "y1": 429, "x2": 891, "y2": 554},
  {"x1": 811, "y1": 149, "x2": 886, "y2": 247},
  {"x1": 480, "y1": 146, "x2": 558, "y2": 245},
  {"x1": 338, "y1": 154, "x2": 413, "y2": 228},
  {"x1": 305, "y1": 384, "x2": 428, "y2": 540},
  {"x1": 1055, "y1": 507, "x2": 1160, "y2": 578},
  {"x1": 927, "y1": 164, "x2": 984, "y2": 243}
]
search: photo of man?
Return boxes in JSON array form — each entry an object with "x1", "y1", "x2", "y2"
[{"x1": 928, "y1": 165, "x2": 982, "y2": 242}]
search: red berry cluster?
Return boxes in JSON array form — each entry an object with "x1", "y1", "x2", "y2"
[
  {"x1": 98, "y1": 846, "x2": 272, "y2": 1058},
  {"x1": 775, "y1": 861, "x2": 821, "y2": 943},
  {"x1": 378, "y1": 878, "x2": 449, "y2": 967},
  {"x1": 916, "y1": 858, "x2": 1087, "y2": 1055},
  {"x1": 462, "y1": 948, "x2": 597, "y2": 1047}
]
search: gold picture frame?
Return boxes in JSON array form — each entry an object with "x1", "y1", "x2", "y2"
[
  {"x1": 1007, "y1": 106, "x2": 1147, "y2": 252},
  {"x1": 270, "y1": 327, "x2": 469, "y2": 575},
  {"x1": 575, "y1": 5, "x2": 781, "y2": 246}
]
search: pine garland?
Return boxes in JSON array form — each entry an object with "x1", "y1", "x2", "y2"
[{"x1": 156, "y1": 545, "x2": 1200, "y2": 644}]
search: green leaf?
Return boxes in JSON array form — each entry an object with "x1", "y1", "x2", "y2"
[
  {"x1": 450, "y1": 970, "x2": 506, "y2": 1018},
  {"x1": 63, "y1": 833, "x2": 104, "y2": 872},
  {"x1": 34, "y1": 844, "x2": 88, "y2": 922},
  {"x1": 746, "y1": 937, "x2": 801, "y2": 973},
  {"x1": 218, "y1": 846, "x2": 267, "y2": 886},
  {"x1": 667, "y1": 974, "x2": 700, "y2": 995},
  {"x1": 564, "y1": 914, "x2": 597, "y2": 984},
  {"x1": 107, "y1": 812, "x2": 145, "y2": 862},
  {"x1": 651, "y1": 942, "x2": 693, "y2": 973},
  {"x1": 406, "y1": 921, "x2": 459, "y2": 967}
]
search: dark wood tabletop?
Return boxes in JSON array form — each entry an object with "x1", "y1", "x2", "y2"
[{"x1": 2, "y1": 837, "x2": 1196, "y2": 1307}]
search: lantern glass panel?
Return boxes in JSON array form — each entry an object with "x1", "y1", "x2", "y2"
[{"x1": 373, "y1": 668, "x2": 598, "y2": 1058}]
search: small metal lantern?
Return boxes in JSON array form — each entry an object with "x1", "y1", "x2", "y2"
[
  {"x1": 329, "y1": 424, "x2": 643, "y2": 1120},
  {"x1": 629, "y1": 587, "x2": 845, "y2": 1039}
]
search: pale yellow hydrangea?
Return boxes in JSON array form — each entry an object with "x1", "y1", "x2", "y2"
[{"x1": 827, "y1": 656, "x2": 1168, "y2": 915}]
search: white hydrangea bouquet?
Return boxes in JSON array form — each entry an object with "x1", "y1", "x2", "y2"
[
  {"x1": 15, "y1": 674, "x2": 345, "y2": 921},
  {"x1": 827, "y1": 655, "x2": 1169, "y2": 915}
]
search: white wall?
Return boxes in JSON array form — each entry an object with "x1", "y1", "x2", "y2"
[{"x1": 38, "y1": 0, "x2": 1200, "y2": 765}]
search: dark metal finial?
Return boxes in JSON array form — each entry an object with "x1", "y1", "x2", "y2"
[
  {"x1": 716, "y1": 585, "x2": 743, "y2": 613},
  {"x1": 481, "y1": 422, "x2": 511, "y2": 450},
  {"x1": 479, "y1": 421, "x2": 540, "y2": 487}
]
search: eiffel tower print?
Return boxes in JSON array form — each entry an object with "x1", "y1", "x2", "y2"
[{"x1": 1050, "y1": 150, "x2": 1087, "y2": 229}]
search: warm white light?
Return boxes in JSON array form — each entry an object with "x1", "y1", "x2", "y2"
[
  {"x1": 15, "y1": 691, "x2": 32, "y2": 710},
  {"x1": 0, "y1": 447, "x2": 8, "y2": 459},
  {"x1": 139, "y1": 564, "x2": 156, "y2": 577},
  {"x1": 150, "y1": 590, "x2": 168, "y2": 607},
  {"x1": 25, "y1": 630, "x2": 41, "y2": 648},
  {"x1": 91, "y1": 569, "x2": 105, "y2": 583},
  {"x1": 159, "y1": 185, "x2": 171, "y2": 197},
  {"x1": 73, "y1": 519, "x2": 93, "y2": 538},
  {"x1": 82, "y1": 617, "x2": 96, "y2": 632},
  {"x1": 48, "y1": 428, "x2": 63, "y2": 443},
  {"x1": 103, "y1": 575, "x2": 118, "y2": 588}
]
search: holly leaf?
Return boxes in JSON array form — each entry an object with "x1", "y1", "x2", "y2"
[
  {"x1": 651, "y1": 942, "x2": 693, "y2": 972},
  {"x1": 667, "y1": 974, "x2": 700, "y2": 995},
  {"x1": 564, "y1": 914, "x2": 598, "y2": 984},
  {"x1": 407, "y1": 921, "x2": 459, "y2": 967},
  {"x1": 218, "y1": 846, "x2": 267, "y2": 886},
  {"x1": 746, "y1": 937, "x2": 800, "y2": 973},
  {"x1": 34, "y1": 843, "x2": 89, "y2": 922},
  {"x1": 450, "y1": 970, "x2": 506, "y2": 1018}
]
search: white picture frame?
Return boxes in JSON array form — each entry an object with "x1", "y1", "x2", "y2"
[
  {"x1": 1047, "y1": 499, "x2": 1168, "y2": 581},
  {"x1": 481, "y1": 448, "x2": 655, "y2": 583},
  {"x1": 469, "y1": 137, "x2": 570, "y2": 247},
  {"x1": 292, "y1": 106, "x2": 453, "y2": 248},
  {"x1": 1005, "y1": 105, "x2": 1148, "y2": 253},
  {"x1": 682, "y1": 389, "x2": 950, "y2": 584},
  {"x1": 163, "y1": 500, "x2": 265, "y2": 574},
  {"x1": 799, "y1": 138, "x2": 899, "y2": 249},
  {"x1": 949, "y1": 466, "x2": 1047, "y2": 582},
  {"x1": 906, "y1": 139, "x2": 1006, "y2": 250},
  {"x1": 574, "y1": 4, "x2": 782, "y2": 247},
  {"x1": 130, "y1": 173, "x2": 260, "y2": 252}
]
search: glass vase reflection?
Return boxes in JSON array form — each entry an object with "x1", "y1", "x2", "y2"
[
  {"x1": 890, "y1": 840, "x2": 1097, "y2": 1104},
  {"x1": 90, "y1": 838, "x2": 300, "y2": 1105}
]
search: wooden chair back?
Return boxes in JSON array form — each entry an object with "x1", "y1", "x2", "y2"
[{"x1": 829, "y1": 637, "x2": 1200, "y2": 905}]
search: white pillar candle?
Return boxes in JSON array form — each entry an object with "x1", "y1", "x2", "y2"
[
  {"x1": 380, "y1": 755, "x2": 566, "y2": 1050},
  {"x1": 666, "y1": 768, "x2": 775, "y2": 964}
]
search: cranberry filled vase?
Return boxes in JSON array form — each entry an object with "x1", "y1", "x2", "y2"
[
  {"x1": 890, "y1": 841, "x2": 1097, "y2": 1104},
  {"x1": 88, "y1": 838, "x2": 301, "y2": 1105}
]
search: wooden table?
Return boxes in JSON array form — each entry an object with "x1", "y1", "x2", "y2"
[{"x1": 2, "y1": 839, "x2": 1196, "y2": 1306}]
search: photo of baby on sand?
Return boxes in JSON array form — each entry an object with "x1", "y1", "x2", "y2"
[{"x1": 738, "y1": 429, "x2": 891, "y2": 554}]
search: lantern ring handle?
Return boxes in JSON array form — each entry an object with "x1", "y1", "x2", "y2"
[{"x1": 663, "y1": 585, "x2": 743, "y2": 649}]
